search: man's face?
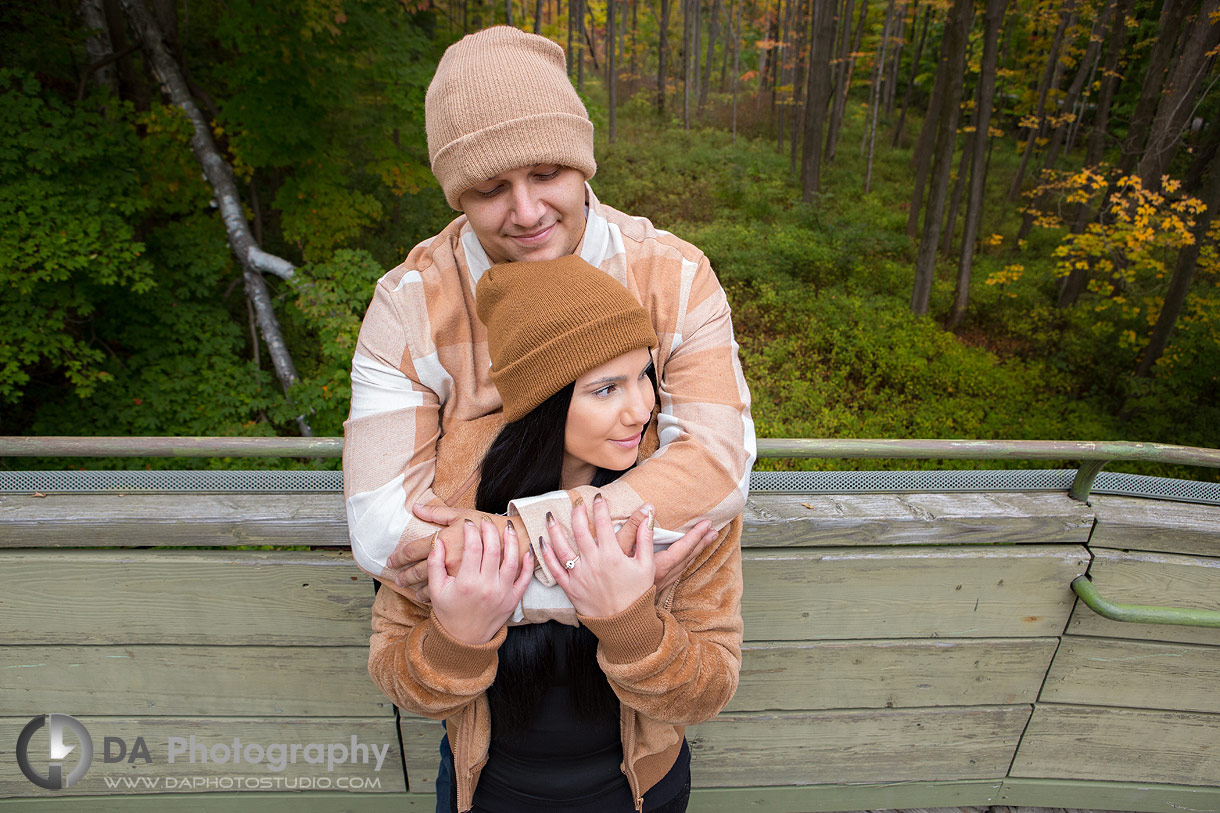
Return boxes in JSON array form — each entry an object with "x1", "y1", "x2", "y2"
[{"x1": 458, "y1": 164, "x2": 587, "y2": 264}]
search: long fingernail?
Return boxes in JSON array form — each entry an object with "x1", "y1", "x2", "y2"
[
  {"x1": 538, "y1": 535, "x2": 547, "y2": 550},
  {"x1": 506, "y1": 519, "x2": 516, "y2": 535},
  {"x1": 464, "y1": 518, "x2": 476, "y2": 528},
  {"x1": 430, "y1": 530, "x2": 439, "y2": 551},
  {"x1": 594, "y1": 492, "x2": 605, "y2": 505},
  {"x1": 545, "y1": 511, "x2": 555, "y2": 526},
  {"x1": 573, "y1": 495, "x2": 584, "y2": 508},
  {"x1": 647, "y1": 509, "x2": 655, "y2": 531}
]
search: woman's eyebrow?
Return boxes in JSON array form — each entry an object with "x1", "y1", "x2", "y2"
[{"x1": 584, "y1": 374, "x2": 626, "y2": 387}]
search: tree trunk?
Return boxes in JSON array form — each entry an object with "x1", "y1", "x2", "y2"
[
  {"x1": 659, "y1": 0, "x2": 671, "y2": 113},
  {"x1": 577, "y1": 0, "x2": 586, "y2": 90},
  {"x1": 1118, "y1": 0, "x2": 1189, "y2": 176},
  {"x1": 506, "y1": 0, "x2": 514, "y2": 25},
  {"x1": 790, "y1": 0, "x2": 810, "y2": 175},
  {"x1": 683, "y1": 0, "x2": 692, "y2": 128},
  {"x1": 947, "y1": 0, "x2": 1009, "y2": 330},
  {"x1": 1083, "y1": 0, "x2": 1130, "y2": 168},
  {"x1": 1135, "y1": 153, "x2": 1220, "y2": 377},
  {"x1": 942, "y1": 135, "x2": 973, "y2": 255},
  {"x1": 535, "y1": 0, "x2": 544, "y2": 31},
  {"x1": 1136, "y1": 0, "x2": 1220, "y2": 192},
  {"x1": 608, "y1": 0, "x2": 617, "y2": 143},
  {"x1": 701, "y1": 0, "x2": 720, "y2": 108},
  {"x1": 801, "y1": 0, "x2": 836, "y2": 200},
  {"x1": 693, "y1": 0, "x2": 702, "y2": 112},
  {"x1": 905, "y1": 10, "x2": 952, "y2": 238},
  {"x1": 1016, "y1": 0, "x2": 1115, "y2": 241},
  {"x1": 119, "y1": 0, "x2": 310, "y2": 436},
  {"x1": 731, "y1": 0, "x2": 742, "y2": 141},
  {"x1": 568, "y1": 0, "x2": 575, "y2": 76},
  {"x1": 1006, "y1": 0, "x2": 1076, "y2": 203},
  {"x1": 910, "y1": 0, "x2": 972, "y2": 316},
  {"x1": 825, "y1": 0, "x2": 868, "y2": 163},
  {"x1": 892, "y1": 2, "x2": 930, "y2": 147},
  {"x1": 884, "y1": 1, "x2": 906, "y2": 116},
  {"x1": 78, "y1": 0, "x2": 119, "y2": 95},
  {"x1": 864, "y1": 0, "x2": 898, "y2": 192}
]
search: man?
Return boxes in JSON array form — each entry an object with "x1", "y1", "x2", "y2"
[{"x1": 343, "y1": 25, "x2": 755, "y2": 606}]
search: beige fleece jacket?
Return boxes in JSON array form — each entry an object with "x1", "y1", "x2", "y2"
[{"x1": 367, "y1": 414, "x2": 744, "y2": 812}]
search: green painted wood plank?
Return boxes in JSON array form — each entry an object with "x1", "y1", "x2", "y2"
[
  {"x1": 1091, "y1": 495, "x2": 1220, "y2": 558},
  {"x1": 0, "y1": 717, "x2": 404, "y2": 798},
  {"x1": 1041, "y1": 636, "x2": 1220, "y2": 714},
  {"x1": 0, "y1": 646, "x2": 393, "y2": 717},
  {"x1": 997, "y1": 778, "x2": 1220, "y2": 813},
  {"x1": 1069, "y1": 548, "x2": 1220, "y2": 646},
  {"x1": 1010, "y1": 704, "x2": 1220, "y2": 787},
  {"x1": 741, "y1": 545, "x2": 1088, "y2": 640},
  {"x1": 731, "y1": 638, "x2": 1057, "y2": 711},
  {"x1": 0, "y1": 551, "x2": 373, "y2": 645},
  {"x1": 745, "y1": 492, "x2": 1092, "y2": 548},
  {"x1": 1, "y1": 491, "x2": 1092, "y2": 549},
  {"x1": 0, "y1": 494, "x2": 348, "y2": 548}
]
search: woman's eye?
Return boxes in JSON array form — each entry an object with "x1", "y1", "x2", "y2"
[
  {"x1": 593, "y1": 385, "x2": 616, "y2": 398},
  {"x1": 475, "y1": 185, "x2": 502, "y2": 198},
  {"x1": 535, "y1": 167, "x2": 560, "y2": 181}
]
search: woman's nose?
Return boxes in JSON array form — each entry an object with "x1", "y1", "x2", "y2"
[{"x1": 623, "y1": 383, "x2": 653, "y2": 425}]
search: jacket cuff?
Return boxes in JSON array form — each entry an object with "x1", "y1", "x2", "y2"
[
  {"x1": 422, "y1": 613, "x2": 506, "y2": 680},
  {"x1": 579, "y1": 587, "x2": 665, "y2": 664},
  {"x1": 508, "y1": 490, "x2": 571, "y2": 587}
]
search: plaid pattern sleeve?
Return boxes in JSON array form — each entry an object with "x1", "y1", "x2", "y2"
[{"x1": 344, "y1": 185, "x2": 755, "y2": 600}]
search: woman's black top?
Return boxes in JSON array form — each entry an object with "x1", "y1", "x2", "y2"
[{"x1": 453, "y1": 622, "x2": 691, "y2": 812}]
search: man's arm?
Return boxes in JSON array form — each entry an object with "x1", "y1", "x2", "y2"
[
  {"x1": 344, "y1": 271, "x2": 450, "y2": 598},
  {"x1": 509, "y1": 253, "x2": 755, "y2": 586}
]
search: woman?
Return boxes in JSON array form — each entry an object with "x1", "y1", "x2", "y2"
[{"x1": 368, "y1": 256, "x2": 744, "y2": 812}]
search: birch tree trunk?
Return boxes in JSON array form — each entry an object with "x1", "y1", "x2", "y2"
[
  {"x1": 608, "y1": 0, "x2": 617, "y2": 143},
  {"x1": 825, "y1": 0, "x2": 867, "y2": 163},
  {"x1": 659, "y1": 0, "x2": 672, "y2": 113},
  {"x1": 701, "y1": 0, "x2": 720, "y2": 108},
  {"x1": 119, "y1": 0, "x2": 311, "y2": 437},
  {"x1": 78, "y1": 0, "x2": 119, "y2": 95}
]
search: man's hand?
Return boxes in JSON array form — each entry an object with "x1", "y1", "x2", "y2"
[{"x1": 387, "y1": 505, "x2": 515, "y2": 600}]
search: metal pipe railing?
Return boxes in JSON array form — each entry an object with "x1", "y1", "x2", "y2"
[
  {"x1": 1071, "y1": 576, "x2": 1220, "y2": 629},
  {"x1": 2, "y1": 437, "x2": 1219, "y2": 502}
]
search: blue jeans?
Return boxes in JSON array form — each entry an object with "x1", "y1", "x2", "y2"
[{"x1": 435, "y1": 731, "x2": 453, "y2": 813}]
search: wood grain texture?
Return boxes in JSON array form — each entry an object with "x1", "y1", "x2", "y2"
[
  {"x1": 0, "y1": 493, "x2": 348, "y2": 548},
  {"x1": 1010, "y1": 704, "x2": 1220, "y2": 787},
  {"x1": 741, "y1": 545, "x2": 1089, "y2": 640},
  {"x1": 1040, "y1": 636, "x2": 1220, "y2": 713},
  {"x1": 1090, "y1": 496, "x2": 1220, "y2": 557},
  {"x1": 682, "y1": 706, "x2": 1032, "y2": 786},
  {"x1": 731, "y1": 638, "x2": 1057, "y2": 711},
  {"x1": 1068, "y1": 547, "x2": 1220, "y2": 645},
  {"x1": 996, "y1": 778, "x2": 1220, "y2": 813},
  {"x1": 744, "y1": 493, "x2": 1093, "y2": 548},
  {"x1": 0, "y1": 717, "x2": 404, "y2": 798},
  {"x1": 0, "y1": 646, "x2": 392, "y2": 717},
  {"x1": 396, "y1": 707, "x2": 1032, "y2": 791},
  {"x1": 0, "y1": 491, "x2": 1093, "y2": 549},
  {"x1": 0, "y1": 550, "x2": 374, "y2": 645}
]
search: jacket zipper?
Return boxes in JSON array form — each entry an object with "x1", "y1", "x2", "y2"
[{"x1": 620, "y1": 706, "x2": 645, "y2": 811}]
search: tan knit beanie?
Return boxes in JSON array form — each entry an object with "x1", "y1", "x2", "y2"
[
  {"x1": 426, "y1": 26, "x2": 597, "y2": 210},
  {"x1": 476, "y1": 256, "x2": 657, "y2": 422}
]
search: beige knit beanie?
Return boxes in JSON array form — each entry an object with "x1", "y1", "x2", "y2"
[
  {"x1": 476, "y1": 256, "x2": 657, "y2": 422},
  {"x1": 426, "y1": 26, "x2": 597, "y2": 210}
]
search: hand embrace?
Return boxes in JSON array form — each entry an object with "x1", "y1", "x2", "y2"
[
  {"x1": 429, "y1": 518, "x2": 533, "y2": 645},
  {"x1": 540, "y1": 494, "x2": 654, "y2": 618}
]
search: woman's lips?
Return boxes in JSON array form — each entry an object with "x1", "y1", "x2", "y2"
[{"x1": 609, "y1": 432, "x2": 642, "y2": 449}]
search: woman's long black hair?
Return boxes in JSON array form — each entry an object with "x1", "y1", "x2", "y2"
[{"x1": 477, "y1": 363, "x2": 657, "y2": 738}]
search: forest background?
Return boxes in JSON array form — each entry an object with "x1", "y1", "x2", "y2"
[{"x1": 1, "y1": 0, "x2": 1217, "y2": 478}]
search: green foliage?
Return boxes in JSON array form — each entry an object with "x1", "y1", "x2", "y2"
[{"x1": 0, "y1": 69, "x2": 153, "y2": 402}]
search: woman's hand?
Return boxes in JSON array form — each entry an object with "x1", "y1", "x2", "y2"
[
  {"x1": 541, "y1": 493, "x2": 654, "y2": 618},
  {"x1": 429, "y1": 518, "x2": 533, "y2": 645}
]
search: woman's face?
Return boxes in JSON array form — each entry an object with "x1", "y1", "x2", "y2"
[{"x1": 562, "y1": 348, "x2": 656, "y2": 488}]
